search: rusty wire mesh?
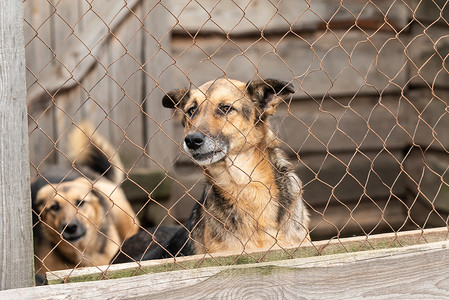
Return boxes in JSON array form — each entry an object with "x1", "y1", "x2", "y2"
[{"x1": 24, "y1": 0, "x2": 449, "y2": 283}]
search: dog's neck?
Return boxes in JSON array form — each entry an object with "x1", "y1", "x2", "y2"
[{"x1": 205, "y1": 141, "x2": 278, "y2": 206}]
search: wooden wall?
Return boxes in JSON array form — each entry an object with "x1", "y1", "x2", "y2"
[
  {"x1": 24, "y1": 0, "x2": 449, "y2": 238},
  {"x1": 25, "y1": 0, "x2": 174, "y2": 172}
]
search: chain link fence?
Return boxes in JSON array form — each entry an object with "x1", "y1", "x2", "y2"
[{"x1": 24, "y1": 0, "x2": 449, "y2": 284}]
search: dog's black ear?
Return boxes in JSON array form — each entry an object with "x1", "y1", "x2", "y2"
[
  {"x1": 246, "y1": 79, "x2": 294, "y2": 115},
  {"x1": 162, "y1": 89, "x2": 190, "y2": 109},
  {"x1": 90, "y1": 188, "x2": 109, "y2": 212}
]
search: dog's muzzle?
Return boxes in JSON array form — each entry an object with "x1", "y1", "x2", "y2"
[
  {"x1": 183, "y1": 131, "x2": 227, "y2": 165},
  {"x1": 61, "y1": 220, "x2": 87, "y2": 242}
]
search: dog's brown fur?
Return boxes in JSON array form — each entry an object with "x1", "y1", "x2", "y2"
[
  {"x1": 138, "y1": 78, "x2": 309, "y2": 260},
  {"x1": 32, "y1": 124, "x2": 139, "y2": 276}
]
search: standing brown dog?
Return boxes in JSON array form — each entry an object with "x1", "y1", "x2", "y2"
[
  {"x1": 32, "y1": 124, "x2": 139, "y2": 278},
  {"x1": 133, "y1": 78, "x2": 309, "y2": 260}
]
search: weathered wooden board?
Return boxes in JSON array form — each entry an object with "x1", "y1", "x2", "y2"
[
  {"x1": 132, "y1": 240, "x2": 449, "y2": 300},
  {"x1": 0, "y1": 0, "x2": 34, "y2": 290},
  {"x1": 142, "y1": 1, "x2": 177, "y2": 171},
  {"x1": 24, "y1": 0, "x2": 59, "y2": 173},
  {"x1": 25, "y1": 1, "x2": 179, "y2": 173},
  {"x1": 22, "y1": 0, "x2": 54, "y2": 91},
  {"x1": 1, "y1": 229, "x2": 447, "y2": 298},
  {"x1": 405, "y1": 89, "x2": 449, "y2": 151},
  {"x1": 274, "y1": 94, "x2": 414, "y2": 153},
  {"x1": 171, "y1": 30, "x2": 407, "y2": 99},
  {"x1": 169, "y1": 0, "x2": 409, "y2": 35},
  {"x1": 11, "y1": 242, "x2": 449, "y2": 299},
  {"x1": 408, "y1": 25, "x2": 449, "y2": 88},
  {"x1": 404, "y1": 148, "x2": 449, "y2": 228},
  {"x1": 412, "y1": 0, "x2": 449, "y2": 24},
  {"x1": 44, "y1": 227, "x2": 449, "y2": 284},
  {"x1": 26, "y1": 0, "x2": 141, "y2": 118},
  {"x1": 105, "y1": 3, "x2": 146, "y2": 170},
  {"x1": 309, "y1": 197, "x2": 408, "y2": 239}
]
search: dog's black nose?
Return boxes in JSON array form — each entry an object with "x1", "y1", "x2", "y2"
[
  {"x1": 185, "y1": 132, "x2": 205, "y2": 150},
  {"x1": 61, "y1": 221, "x2": 86, "y2": 241},
  {"x1": 64, "y1": 223, "x2": 78, "y2": 234}
]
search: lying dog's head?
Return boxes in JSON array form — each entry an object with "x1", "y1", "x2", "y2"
[
  {"x1": 162, "y1": 78, "x2": 294, "y2": 166},
  {"x1": 34, "y1": 179, "x2": 108, "y2": 247}
]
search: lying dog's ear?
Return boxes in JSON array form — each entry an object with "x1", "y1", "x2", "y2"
[
  {"x1": 246, "y1": 79, "x2": 294, "y2": 115},
  {"x1": 91, "y1": 188, "x2": 109, "y2": 212},
  {"x1": 162, "y1": 89, "x2": 190, "y2": 109}
]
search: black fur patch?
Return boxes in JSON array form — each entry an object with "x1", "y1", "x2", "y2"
[
  {"x1": 91, "y1": 188, "x2": 110, "y2": 214},
  {"x1": 140, "y1": 215, "x2": 196, "y2": 260},
  {"x1": 97, "y1": 222, "x2": 110, "y2": 254},
  {"x1": 269, "y1": 148, "x2": 296, "y2": 223},
  {"x1": 241, "y1": 102, "x2": 254, "y2": 121},
  {"x1": 138, "y1": 190, "x2": 208, "y2": 260},
  {"x1": 81, "y1": 144, "x2": 116, "y2": 182},
  {"x1": 162, "y1": 89, "x2": 190, "y2": 109},
  {"x1": 207, "y1": 185, "x2": 240, "y2": 231},
  {"x1": 111, "y1": 226, "x2": 181, "y2": 263},
  {"x1": 246, "y1": 79, "x2": 294, "y2": 112}
]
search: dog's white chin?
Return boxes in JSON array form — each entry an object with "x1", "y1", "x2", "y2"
[
  {"x1": 193, "y1": 151, "x2": 227, "y2": 166},
  {"x1": 183, "y1": 139, "x2": 228, "y2": 166}
]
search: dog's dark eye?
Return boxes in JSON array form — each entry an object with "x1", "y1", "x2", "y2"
[
  {"x1": 49, "y1": 202, "x2": 60, "y2": 212},
  {"x1": 219, "y1": 104, "x2": 234, "y2": 115},
  {"x1": 186, "y1": 106, "x2": 197, "y2": 117},
  {"x1": 76, "y1": 199, "x2": 85, "y2": 207}
]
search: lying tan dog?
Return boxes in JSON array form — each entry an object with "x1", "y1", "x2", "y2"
[
  {"x1": 116, "y1": 78, "x2": 310, "y2": 262},
  {"x1": 32, "y1": 123, "x2": 139, "y2": 278}
]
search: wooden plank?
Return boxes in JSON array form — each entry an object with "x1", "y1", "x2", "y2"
[
  {"x1": 142, "y1": 1, "x2": 176, "y2": 171},
  {"x1": 1, "y1": 231, "x2": 448, "y2": 298},
  {"x1": 309, "y1": 197, "x2": 408, "y2": 239},
  {"x1": 406, "y1": 89, "x2": 449, "y2": 150},
  {"x1": 50, "y1": 2, "x2": 89, "y2": 164},
  {"x1": 0, "y1": 0, "x2": 34, "y2": 290},
  {"x1": 412, "y1": 0, "x2": 449, "y2": 24},
  {"x1": 408, "y1": 24, "x2": 449, "y2": 89},
  {"x1": 299, "y1": 150, "x2": 406, "y2": 204},
  {"x1": 170, "y1": 0, "x2": 409, "y2": 35},
  {"x1": 106, "y1": 3, "x2": 146, "y2": 171},
  {"x1": 128, "y1": 240, "x2": 449, "y2": 299},
  {"x1": 22, "y1": 0, "x2": 54, "y2": 91},
  {"x1": 26, "y1": 0, "x2": 141, "y2": 117},
  {"x1": 51, "y1": 1, "x2": 80, "y2": 57},
  {"x1": 24, "y1": 0, "x2": 58, "y2": 171},
  {"x1": 171, "y1": 30, "x2": 407, "y2": 99},
  {"x1": 273, "y1": 94, "x2": 413, "y2": 153},
  {"x1": 404, "y1": 148, "x2": 449, "y2": 228},
  {"x1": 45, "y1": 227, "x2": 448, "y2": 284}
]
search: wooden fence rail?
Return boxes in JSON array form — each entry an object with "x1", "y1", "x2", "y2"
[{"x1": 1, "y1": 235, "x2": 448, "y2": 299}]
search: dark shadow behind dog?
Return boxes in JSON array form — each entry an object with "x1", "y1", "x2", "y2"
[
  {"x1": 111, "y1": 226, "x2": 181, "y2": 264},
  {"x1": 32, "y1": 123, "x2": 139, "y2": 282}
]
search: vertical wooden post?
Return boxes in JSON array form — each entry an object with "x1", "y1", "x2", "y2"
[
  {"x1": 142, "y1": 1, "x2": 175, "y2": 170},
  {"x1": 0, "y1": 0, "x2": 34, "y2": 290}
]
